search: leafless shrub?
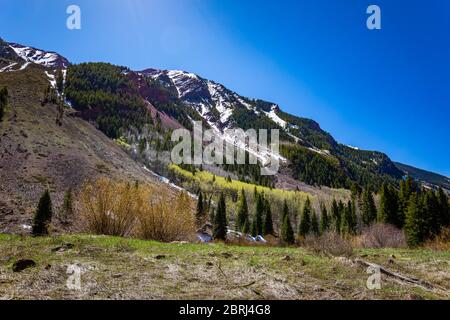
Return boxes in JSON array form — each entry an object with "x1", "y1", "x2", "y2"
[
  {"x1": 78, "y1": 178, "x2": 139, "y2": 237},
  {"x1": 136, "y1": 191, "x2": 195, "y2": 242},
  {"x1": 303, "y1": 231, "x2": 353, "y2": 257},
  {"x1": 360, "y1": 223, "x2": 407, "y2": 248},
  {"x1": 78, "y1": 178, "x2": 195, "y2": 241}
]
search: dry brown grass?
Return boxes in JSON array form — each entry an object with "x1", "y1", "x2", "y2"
[
  {"x1": 78, "y1": 178, "x2": 195, "y2": 241},
  {"x1": 425, "y1": 227, "x2": 450, "y2": 251}
]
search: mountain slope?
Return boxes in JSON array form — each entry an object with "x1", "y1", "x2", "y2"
[
  {"x1": 0, "y1": 62, "x2": 173, "y2": 234},
  {"x1": 394, "y1": 162, "x2": 450, "y2": 191},
  {"x1": 139, "y1": 68, "x2": 403, "y2": 189},
  {"x1": 1, "y1": 38, "x2": 442, "y2": 192}
]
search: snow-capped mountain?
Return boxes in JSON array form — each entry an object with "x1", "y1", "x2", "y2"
[
  {"x1": 8, "y1": 43, "x2": 69, "y2": 69},
  {"x1": 0, "y1": 38, "x2": 69, "y2": 71},
  {"x1": 5, "y1": 37, "x2": 445, "y2": 190},
  {"x1": 140, "y1": 69, "x2": 301, "y2": 137}
]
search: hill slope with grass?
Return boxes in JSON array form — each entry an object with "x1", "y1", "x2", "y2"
[{"x1": 0, "y1": 64, "x2": 173, "y2": 234}]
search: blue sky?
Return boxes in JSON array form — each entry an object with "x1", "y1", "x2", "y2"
[{"x1": 1, "y1": 0, "x2": 449, "y2": 177}]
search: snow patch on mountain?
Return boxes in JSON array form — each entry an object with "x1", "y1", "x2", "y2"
[
  {"x1": 0, "y1": 62, "x2": 18, "y2": 73},
  {"x1": 8, "y1": 43, "x2": 68, "y2": 69},
  {"x1": 263, "y1": 105, "x2": 287, "y2": 128},
  {"x1": 45, "y1": 71, "x2": 56, "y2": 88},
  {"x1": 207, "y1": 81, "x2": 234, "y2": 124},
  {"x1": 166, "y1": 70, "x2": 199, "y2": 98}
]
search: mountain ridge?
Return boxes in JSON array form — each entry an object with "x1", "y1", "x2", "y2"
[{"x1": 1, "y1": 37, "x2": 447, "y2": 191}]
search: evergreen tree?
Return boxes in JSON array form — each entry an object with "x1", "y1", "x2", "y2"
[
  {"x1": 337, "y1": 200, "x2": 345, "y2": 234},
  {"x1": 56, "y1": 69, "x2": 64, "y2": 93},
  {"x1": 437, "y1": 188, "x2": 450, "y2": 228},
  {"x1": 320, "y1": 203, "x2": 329, "y2": 234},
  {"x1": 263, "y1": 198, "x2": 274, "y2": 235},
  {"x1": 311, "y1": 210, "x2": 319, "y2": 235},
  {"x1": 236, "y1": 189, "x2": 249, "y2": 232},
  {"x1": 0, "y1": 86, "x2": 8, "y2": 121},
  {"x1": 361, "y1": 187, "x2": 377, "y2": 226},
  {"x1": 32, "y1": 190, "x2": 53, "y2": 236},
  {"x1": 298, "y1": 197, "x2": 312, "y2": 237},
  {"x1": 242, "y1": 216, "x2": 250, "y2": 234},
  {"x1": 405, "y1": 193, "x2": 424, "y2": 246},
  {"x1": 60, "y1": 188, "x2": 73, "y2": 224},
  {"x1": 254, "y1": 194, "x2": 264, "y2": 235},
  {"x1": 331, "y1": 198, "x2": 341, "y2": 233},
  {"x1": 250, "y1": 217, "x2": 257, "y2": 237},
  {"x1": 281, "y1": 213, "x2": 295, "y2": 244},
  {"x1": 342, "y1": 200, "x2": 356, "y2": 235},
  {"x1": 282, "y1": 199, "x2": 289, "y2": 221},
  {"x1": 213, "y1": 193, "x2": 228, "y2": 240},
  {"x1": 196, "y1": 191, "x2": 205, "y2": 228},
  {"x1": 423, "y1": 190, "x2": 440, "y2": 238},
  {"x1": 399, "y1": 177, "x2": 415, "y2": 224},
  {"x1": 378, "y1": 183, "x2": 401, "y2": 227}
]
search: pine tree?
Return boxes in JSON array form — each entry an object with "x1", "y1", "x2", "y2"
[
  {"x1": 405, "y1": 193, "x2": 424, "y2": 246},
  {"x1": 298, "y1": 197, "x2": 312, "y2": 237},
  {"x1": 32, "y1": 190, "x2": 53, "y2": 236},
  {"x1": 399, "y1": 177, "x2": 415, "y2": 225},
  {"x1": 342, "y1": 200, "x2": 356, "y2": 235},
  {"x1": 320, "y1": 203, "x2": 329, "y2": 234},
  {"x1": 56, "y1": 69, "x2": 64, "y2": 93},
  {"x1": 281, "y1": 213, "x2": 295, "y2": 245},
  {"x1": 0, "y1": 86, "x2": 8, "y2": 121},
  {"x1": 254, "y1": 194, "x2": 264, "y2": 235},
  {"x1": 213, "y1": 193, "x2": 228, "y2": 240},
  {"x1": 331, "y1": 198, "x2": 341, "y2": 233},
  {"x1": 196, "y1": 191, "x2": 205, "y2": 228},
  {"x1": 423, "y1": 190, "x2": 440, "y2": 238},
  {"x1": 61, "y1": 188, "x2": 73, "y2": 224},
  {"x1": 282, "y1": 199, "x2": 289, "y2": 221},
  {"x1": 311, "y1": 210, "x2": 319, "y2": 235},
  {"x1": 236, "y1": 189, "x2": 249, "y2": 232},
  {"x1": 437, "y1": 188, "x2": 450, "y2": 228},
  {"x1": 361, "y1": 187, "x2": 377, "y2": 226},
  {"x1": 263, "y1": 198, "x2": 274, "y2": 235},
  {"x1": 378, "y1": 183, "x2": 400, "y2": 227}
]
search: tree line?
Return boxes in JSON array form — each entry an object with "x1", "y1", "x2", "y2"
[{"x1": 202, "y1": 177, "x2": 449, "y2": 247}]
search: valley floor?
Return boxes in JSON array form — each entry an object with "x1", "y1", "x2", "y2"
[{"x1": 0, "y1": 234, "x2": 449, "y2": 300}]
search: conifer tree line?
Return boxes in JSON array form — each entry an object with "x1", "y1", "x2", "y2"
[
  {"x1": 0, "y1": 86, "x2": 8, "y2": 122},
  {"x1": 207, "y1": 176, "x2": 449, "y2": 247}
]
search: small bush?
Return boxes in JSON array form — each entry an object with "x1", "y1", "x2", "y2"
[
  {"x1": 136, "y1": 191, "x2": 195, "y2": 242},
  {"x1": 303, "y1": 231, "x2": 353, "y2": 257},
  {"x1": 79, "y1": 178, "x2": 142, "y2": 237},
  {"x1": 360, "y1": 223, "x2": 407, "y2": 248},
  {"x1": 78, "y1": 178, "x2": 195, "y2": 241}
]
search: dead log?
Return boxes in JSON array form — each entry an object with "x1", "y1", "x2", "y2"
[{"x1": 355, "y1": 258, "x2": 448, "y2": 294}]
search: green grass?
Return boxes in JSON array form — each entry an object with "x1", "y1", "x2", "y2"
[{"x1": 0, "y1": 234, "x2": 448, "y2": 300}]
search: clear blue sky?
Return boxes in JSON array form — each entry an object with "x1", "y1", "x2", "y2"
[{"x1": 1, "y1": 0, "x2": 449, "y2": 177}]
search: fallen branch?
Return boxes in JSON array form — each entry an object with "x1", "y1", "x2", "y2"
[{"x1": 355, "y1": 258, "x2": 448, "y2": 294}]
